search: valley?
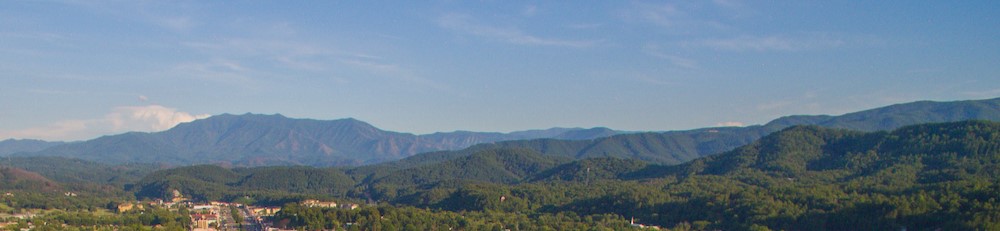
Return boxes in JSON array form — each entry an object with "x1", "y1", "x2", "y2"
[{"x1": 1, "y1": 98, "x2": 999, "y2": 230}]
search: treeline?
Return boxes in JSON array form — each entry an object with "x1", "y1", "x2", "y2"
[
  {"x1": 123, "y1": 121, "x2": 1000, "y2": 230},
  {"x1": 273, "y1": 204, "x2": 629, "y2": 231},
  {"x1": 133, "y1": 165, "x2": 355, "y2": 205},
  {"x1": 0, "y1": 156, "x2": 158, "y2": 186},
  {"x1": 2, "y1": 207, "x2": 191, "y2": 231}
]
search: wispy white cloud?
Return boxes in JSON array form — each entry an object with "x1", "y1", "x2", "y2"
[
  {"x1": 181, "y1": 34, "x2": 444, "y2": 90},
  {"x1": 712, "y1": 0, "x2": 743, "y2": 9},
  {"x1": 60, "y1": 0, "x2": 201, "y2": 32},
  {"x1": 437, "y1": 13, "x2": 598, "y2": 48},
  {"x1": 634, "y1": 74, "x2": 675, "y2": 86},
  {"x1": 643, "y1": 45, "x2": 699, "y2": 69},
  {"x1": 154, "y1": 16, "x2": 197, "y2": 31},
  {"x1": 176, "y1": 37, "x2": 336, "y2": 85},
  {"x1": 704, "y1": 35, "x2": 828, "y2": 51},
  {"x1": 756, "y1": 100, "x2": 794, "y2": 111},
  {"x1": 0, "y1": 120, "x2": 89, "y2": 141},
  {"x1": 339, "y1": 56, "x2": 448, "y2": 91},
  {"x1": 627, "y1": 3, "x2": 683, "y2": 27},
  {"x1": 619, "y1": 2, "x2": 729, "y2": 32},
  {"x1": 566, "y1": 23, "x2": 603, "y2": 30},
  {"x1": 171, "y1": 59, "x2": 257, "y2": 85},
  {"x1": 711, "y1": 0, "x2": 755, "y2": 14},
  {"x1": 106, "y1": 105, "x2": 210, "y2": 131},
  {"x1": 522, "y1": 5, "x2": 538, "y2": 16},
  {"x1": 756, "y1": 91, "x2": 827, "y2": 114},
  {"x1": 961, "y1": 88, "x2": 1000, "y2": 99},
  {"x1": 182, "y1": 38, "x2": 328, "y2": 69},
  {"x1": 0, "y1": 105, "x2": 208, "y2": 141},
  {"x1": 689, "y1": 34, "x2": 855, "y2": 52},
  {"x1": 714, "y1": 121, "x2": 745, "y2": 127},
  {"x1": 0, "y1": 31, "x2": 67, "y2": 42}
]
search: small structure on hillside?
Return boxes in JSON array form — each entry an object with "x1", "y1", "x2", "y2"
[
  {"x1": 117, "y1": 202, "x2": 145, "y2": 213},
  {"x1": 170, "y1": 189, "x2": 188, "y2": 203},
  {"x1": 302, "y1": 199, "x2": 337, "y2": 208},
  {"x1": 630, "y1": 217, "x2": 661, "y2": 230}
]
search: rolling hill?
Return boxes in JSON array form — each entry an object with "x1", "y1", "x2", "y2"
[
  {"x1": 377, "y1": 97, "x2": 1000, "y2": 167},
  {"x1": 0, "y1": 166, "x2": 61, "y2": 191}
]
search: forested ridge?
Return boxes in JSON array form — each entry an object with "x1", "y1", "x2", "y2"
[
  {"x1": 3, "y1": 120, "x2": 999, "y2": 230},
  {"x1": 111, "y1": 120, "x2": 1000, "y2": 230}
]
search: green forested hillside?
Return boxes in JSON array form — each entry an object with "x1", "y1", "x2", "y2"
[
  {"x1": 0, "y1": 164, "x2": 138, "y2": 212},
  {"x1": 6, "y1": 99, "x2": 1000, "y2": 230},
  {"x1": 133, "y1": 165, "x2": 357, "y2": 205},
  {"x1": 321, "y1": 121, "x2": 1000, "y2": 230},
  {"x1": 370, "y1": 148, "x2": 567, "y2": 186},
  {"x1": 0, "y1": 166, "x2": 60, "y2": 192},
  {"x1": 130, "y1": 120, "x2": 1000, "y2": 230},
  {"x1": 0, "y1": 156, "x2": 158, "y2": 185},
  {"x1": 792, "y1": 98, "x2": 1000, "y2": 131},
  {"x1": 364, "y1": 98, "x2": 1000, "y2": 169}
]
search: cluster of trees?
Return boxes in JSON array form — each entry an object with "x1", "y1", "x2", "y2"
[
  {"x1": 133, "y1": 165, "x2": 355, "y2": 205},
  {"x1": 2, "y1": 207, "x2": 190, "y2": 231},
  {"x1": 1, "y1": 191, "x2": 125, "y2": 212},
  {"x1": 0, "y1": 156, "x2": 158, "y2": 186},
  {"x1": 274, "y1": 204, "x2": 629, "y2": 231}
]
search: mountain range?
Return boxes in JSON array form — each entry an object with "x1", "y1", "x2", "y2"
[
  {"x1": 8, "y1": 97, "x2": 1000, "y2": 167},
  {"x1": 9, "y1": 114, "x2": 621, "y2": 166},
  {"x1": 356, "y1": 97, "x2": 1000, "y2": 170},
  {"x1": 0, "y1": 139, "x2": 64, "y2": 156},
  {"x1": 130, "y1": 120, "x2": 1000, "y2": 230}
]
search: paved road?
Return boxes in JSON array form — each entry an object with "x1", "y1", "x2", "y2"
[{"x1": 239, "y1": 206, "x2": 264, "y2": 231}]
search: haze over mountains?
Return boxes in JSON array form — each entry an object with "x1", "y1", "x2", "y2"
[
  {"x1": 0, "y1": 139, "x2": 64, "y2": 156},
  {"x1": 6, "y1": 97, "x2": 1000, "y2": 167},
  {"x1": 8, "y1": 114, "x2": 622, "y2": 166}
]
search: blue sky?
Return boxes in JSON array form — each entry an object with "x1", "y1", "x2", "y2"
[{"x1": 2, "y1": 0, "x2": 998, "y2": 141}]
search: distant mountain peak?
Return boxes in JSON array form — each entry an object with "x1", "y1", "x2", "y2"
[
  {"x1": 13, "y1": 97, "x2": 1000, "y2": 167},
  {"x1": 19, "y1": 114, "x2": 623, "y2": 166}
]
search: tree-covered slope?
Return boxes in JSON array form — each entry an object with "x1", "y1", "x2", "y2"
[
  {"x1": 384, "y1": 97, "x2": 1000, "y2": 167},
  {"x1": 528, "y1": 157, "x2": 649, "y2": 182},
  {"x1": 777, "y1": 98, "x2": 1000, "y2": 131},
  {"x1": 0, "y1": 166, "x2": 61, "y2": 191},
  {"x1": 130, "y1": 120, "x2": 1000, "y2": 230},
  {"x1": 370, "y1": 148, "x2": 568, "y2": 186},
  {"x1": 0, "y1": 156, "x2": 158, "y2": 185},
  {"x1": 133, "y1": 164, "x2": 357, "y2": 204},
  {"x1": 391, "y1": 121, "x2": 1000, "y2": 230}
]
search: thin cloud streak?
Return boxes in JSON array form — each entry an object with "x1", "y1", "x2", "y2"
[
  {"x1": 339, "y1": 57, "x2": 449, "y2": 91},
  {"x1": 715, "y1": 121, "x2": 745, "y2": 127},
  {"x1": 619, "y1": 2, "x2": 730, "y2": 32},
  {"x1": 688, "y1": 34, "x2": 861, "y2": 52},
  {"x1": 643, "y1": 45, "x2": 699, "y2": 69},
  {"x1": 437, "y1": 13, "x2": 598, "y2": 48}
]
